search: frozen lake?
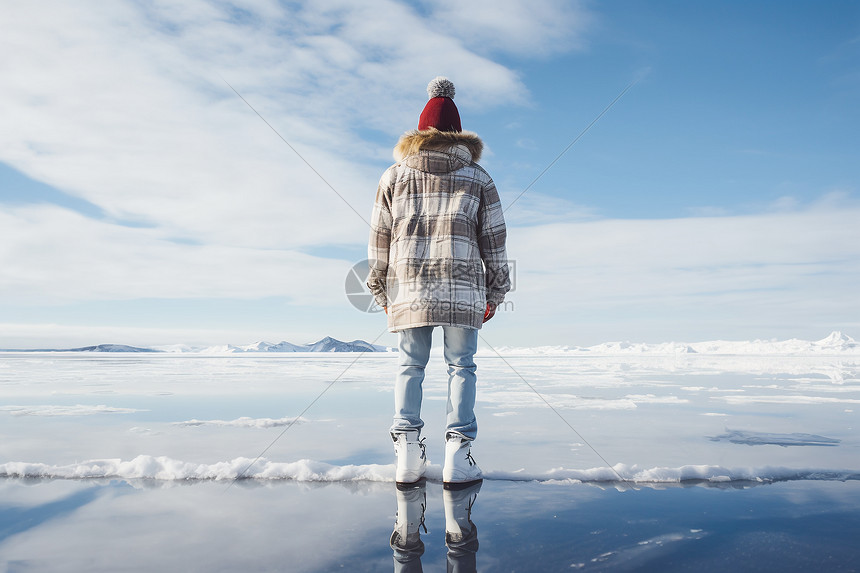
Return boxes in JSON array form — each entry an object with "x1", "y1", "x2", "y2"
[
  {"x1": 1, "y1": 351, "x2": 859, "y2": 570},
  {"x1": 3, "y1": 477, "x2": 860, "y2": 571}
]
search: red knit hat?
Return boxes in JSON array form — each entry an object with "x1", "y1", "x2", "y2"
[{"x1": 418, "y1": 77, "x2": 461, "y2": 132}]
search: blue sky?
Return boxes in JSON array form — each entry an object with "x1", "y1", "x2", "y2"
[{"x1": 1, "y1": 0, "x2": 858, "y2": 348}]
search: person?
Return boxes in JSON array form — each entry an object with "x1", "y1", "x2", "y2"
[{"x1": 367, "y1": 76, "x2": 511, "y2": 485}]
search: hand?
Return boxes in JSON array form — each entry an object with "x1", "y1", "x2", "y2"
[{"x1": 483, "y1": 302, "x2": 496, "y2": 323}]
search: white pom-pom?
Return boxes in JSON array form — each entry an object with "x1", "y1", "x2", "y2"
[{"x1": 427, "y1": 76, "x2": 455, "y2": 99}]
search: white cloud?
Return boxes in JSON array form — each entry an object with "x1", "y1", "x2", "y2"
[
  {"x1": 0, "y1": 0, "x2": 566, "y2": 257},
  {"x1": 420, "y1": 0, "x2": 593, "y2": 57},
  {"x1": 499, "y1": 199, "x2": 860, "y2": 343},
  {"x1": 4, "y1": 2, "x2": 855, "y2": 347},
  {"x1": 0, "y1": 205, "x2": 347, "y2": 304},
  {"x1": 510, "y1": 202, "x2": 860, "y2": 297},
  {"x1": 502, "y1": 191, "x2": 599, "y2": 225},
  {"x1": 0, "y1": 0, "x2": 594, "y2": 319}
]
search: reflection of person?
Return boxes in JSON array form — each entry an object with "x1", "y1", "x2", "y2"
[
  {"x1": 390, "y1": 482, "x2": 427, "y2": 573},
  {"x1": 368, "y1": 77, "x2": 511, "y2": 485},
  {"x1": 390, "y1": 480, "x2": 482, "y2": 573},
  {"x1": 444, "y1": 481, "x2": 481, "y2": 573}
]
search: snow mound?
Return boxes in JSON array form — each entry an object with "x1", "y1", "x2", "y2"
[
  {"x1": 0, "y1": 457, "x2": 397, "y2": 482},
  {"x1": 2, "y1": 456, "x2": 857, "y2": 484}
]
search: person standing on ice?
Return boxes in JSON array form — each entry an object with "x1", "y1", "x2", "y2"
[{"x1": 367, "y1": 77, "x2": 511, "y2": 485}]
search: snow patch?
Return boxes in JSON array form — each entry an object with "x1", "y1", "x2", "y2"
[
  {"x1": 0, "y1": 404, "x2": 145, "y2": 416},
  {"x1": 173, "y1": 416, "x2": 308, "y2": 428},
  {"x1": 718, "y1": 395, "x2": 860, "y2": 405},
  {"x1": 483, "y1": 392, "x2": 687, "y2": 411},
  {"x1": 708, "y1": 429, "x2": 841, "y2": 447}
]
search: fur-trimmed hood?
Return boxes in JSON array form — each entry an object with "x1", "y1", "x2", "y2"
[{"x1": 393, "y1": 128, "x2": 483, "y2": 163}]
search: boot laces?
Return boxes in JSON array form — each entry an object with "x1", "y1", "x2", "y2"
[
  {"x1": 419, "y1": 501, "x2": 428, "y2": 533},
  {"x1": 465, "y1": 449, "x2": 476, "y2": 466},
  {"x1": 465, "y1": 495, "x2": 477, "y2": 520},
  {"x1": 418, "y1": 437, "x2": 427, "y2": 460}
]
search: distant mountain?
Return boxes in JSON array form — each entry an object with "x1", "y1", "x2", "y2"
[
  {"x1": 70, "y1": 344, "x2": 163, "y2": 353},
  {"x1": 0, "y1": 337, "x2": 393, "y2": 353},
  {"x1": 202, "y1": 337, "x2": 392, "y2": 354},
  {"x1": 305, "y1": 336, "x2": 386, "y2": 353},
  {"x1": 816, "y1": 331, "x2": 858, "y2": 350},
  {"x1": 226, "y1": 341, "x2": 307, "y2": 353},
  {"x1": 0, "y1": 343, "x2": 162, "y2": 353}
]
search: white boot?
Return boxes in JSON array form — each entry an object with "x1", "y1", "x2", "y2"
[
  {"x1": 442, "y1": 434, "x2": 482, "y2": 485},
  {"x1": 392, "y1": 430, "x2": 427, "y2": 484},
  {"x1": 444, "y1": 480, "x2": 481, "y2": 548},
  {"x1": 390, "y1": 481, "x2": 427, "y2": 565}
]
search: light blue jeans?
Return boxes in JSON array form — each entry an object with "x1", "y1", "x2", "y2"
[{"x1": 391, "y1": 326, "x2": 479, "y2": 441}]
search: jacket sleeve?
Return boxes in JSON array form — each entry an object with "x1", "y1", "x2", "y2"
[
  {"x1": 477, "y1": 178, "x2": 511, "y2": 305},
  {"x1": 367, "y1": 169, "x2": 394, "y2": 308}
]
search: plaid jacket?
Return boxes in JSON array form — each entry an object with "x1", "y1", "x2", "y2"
[{"x1": 367, "y1": 129, "x2": 511, "y2": 331}]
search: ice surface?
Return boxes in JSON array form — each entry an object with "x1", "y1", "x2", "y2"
[
  {"x1": 2, "y1": 477, "x2": 859, "y2": 571},
  {"x1": 1, "y1": 346, "x2": 859, "y2": 571},
  {"x1": 0, "y1": 345, "x2": 857, "y2": 485}
]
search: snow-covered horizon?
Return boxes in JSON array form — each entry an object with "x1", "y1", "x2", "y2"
[
  {"x1": 1, "y1": 331, "x2": 857, "y2": 356},
  {"x1": 488, "y1": 331, "x2": 859, "y2": 356}
]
